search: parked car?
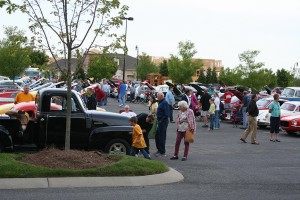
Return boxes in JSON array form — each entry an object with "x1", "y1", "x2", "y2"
[
  {"x1": 257, "y1": 101, "x2": 300, "y2": 128},
  {"x1": 280, "y1": 87, "x2": 300, "y2": 101},
  {"x1": 280, "y1": 115, "x2": 300, "y2": 135}
]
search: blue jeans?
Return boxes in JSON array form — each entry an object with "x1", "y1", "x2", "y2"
[
  {"x1": 97, "y1": 101, "x2": 104, "y2": 107},
  {"x1": 242, "y1": 107, "x2": 248, "y2": 128},
  {"x1": 210, "y1": 114, "x2": 215, "y2": 130},
  {"x1": 104, "y1": 92, "x2": 109, "y2": 105},
  {"x1": 214, "y1": 110, "x2": 220, "y2": 128},
  {"x1": 155, "y1": 119, "x2": 169, "y2": 154},
  {"x1": 118, "y1": 93, "x2": 125, "y2": 106},
  {"x1": 130, "y1": 147, "x2": 150, "y2": 159}
]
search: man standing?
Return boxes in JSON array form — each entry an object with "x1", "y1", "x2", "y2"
[
  {"x1": 200, "y1": 89, "x2": 211, "y2": 128},
  {"x1": 166, "y1": 86, "x2": 175, "y2": 123},
  {"x1": 155, "y1": 92, "x2": 170, "y2": 157},
  {"x1": 102, "y1": 79, "x2": 110, "y2": 106},
  {"x1": 14, "y1": 85, "x2": 35, "y2": 104},
  {"x1": 94, "y1": 85, "x2": 105, "y2": 107},
  {"x1": 240, "y1": 94, "x2": 259, "y2": 145},
  {"x1": 240, "y1": 91, "x2": 250, "y2": 129},
  {"x1": 118, "y1": 81, "x2": 127, "y2": 107}
]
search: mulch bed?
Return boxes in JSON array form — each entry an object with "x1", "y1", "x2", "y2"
[{"x1": 20, "y1": 148, "x2": 118, "y2": 170}]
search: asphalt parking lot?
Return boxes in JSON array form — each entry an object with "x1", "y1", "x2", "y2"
[{"x1": 1, "y1": 97, "x2": 300, "y2": 200}]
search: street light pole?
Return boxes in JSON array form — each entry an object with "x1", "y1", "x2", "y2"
[
  {"x1": 135, "y1": 45, "x2": 139, "y2": 81},
  {"x1": 121, "y1": 17, "x2": 134, "y2": 81}
]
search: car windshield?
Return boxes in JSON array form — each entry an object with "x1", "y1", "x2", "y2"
[
  {"x1": 281, "y1": 103, "x2": 295, "y2": 111},
  {"x1": 256, "y1": 99, "x2": 270, "y2": 108},
  {"x1": 281, "y1": 88, "x2": 295, "y2": 97}
]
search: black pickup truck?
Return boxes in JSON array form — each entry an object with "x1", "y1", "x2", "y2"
[{"x1": 0, "y1": 88, "x2": 133, "y2": 154}]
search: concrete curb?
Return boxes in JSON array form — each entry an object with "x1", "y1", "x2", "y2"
[{"x1": 0, "y1": 168, "x2": 183, "y2": 189}]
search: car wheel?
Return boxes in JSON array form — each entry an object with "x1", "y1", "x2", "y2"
[
  {"x1": 287, "y1": 131, "x2": 297, "y2": 135},
  {"x1": 258, "y1": 125, "x2": 267, "y2": 129},
  {"x1": 105, "y1": 139, "x2": 130, "y2": 155}
]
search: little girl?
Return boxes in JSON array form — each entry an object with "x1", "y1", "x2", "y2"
[{"x1": 208, "y1": 98, "x2": 216, "y2": 131}]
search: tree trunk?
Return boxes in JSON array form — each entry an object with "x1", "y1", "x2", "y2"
[{"x1": 65, "y1": 48, "x2": 72, "y2": 151}]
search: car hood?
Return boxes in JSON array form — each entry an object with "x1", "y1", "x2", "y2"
[
  {"x1": 281, "y1": 115, "x2": 300, "y2": 121},
  {"x1": 86, "y1": 110, "x2": 131, "y2": 126}
]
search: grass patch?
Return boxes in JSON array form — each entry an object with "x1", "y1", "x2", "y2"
[{"x1": 0, "y1": 153, "x2": 169, "y2": 178}]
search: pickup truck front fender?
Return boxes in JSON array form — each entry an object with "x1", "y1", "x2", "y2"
[{"x1": 89, "y1": 126, "x2": 132, "y2": 150}]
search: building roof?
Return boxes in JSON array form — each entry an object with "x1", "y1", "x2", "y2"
[{"x1": 48, "y1": 58, "x2": 79, "y2": 72}]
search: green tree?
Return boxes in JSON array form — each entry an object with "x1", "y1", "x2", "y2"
[
  {"x1": 29, "y1": 50, "x2": 48, "y2": 67},
  {"x1": 0, "y1": 26, "x2": 31, "y2": 80},
  {"x1": 168, "y1": 40, "x2": 200, "y2": 84},
  {"x1": 205, "y1": 68, "x2": 212, "y2": 84},
  {"x1": 211, "y1": 67, "x2": 218, "y2": 83},
  {"x1": 276, "y1": 68, "x2": 292, "y2": 87},
  {"x1": 197, "y1": 69, "x2": 206, "y2": 83},
  {"x1": 136, "y1": 53, "x2": 158, "y2": 80},
  {"x1": 218, "y1": 68, "x2": 242, "y2": 86},
  {"x1": 159, "y1": 59, "x2": 169, "y2": 76},
  {"x1": 5, "y1": 0, "x2": 128, "y2": 150},
  {"x1": 87, "y1": 53, "x2": 119, "y2": 81}
]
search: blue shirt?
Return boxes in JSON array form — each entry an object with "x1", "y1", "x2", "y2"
[
  {"x1": 165, "y1": 90, "x2": 175, "y2": 106},
  {"x1": 119, "y1": 84, "x2": 127, "y2": 95},
  {"x1": 157, "y1": 98, "x2": 170, "y2": 122},
  {"x1": 269, "y1": 101, "x2": 281, "y2": 117}
]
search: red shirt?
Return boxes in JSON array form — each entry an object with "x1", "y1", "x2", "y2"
[
  {"x1": 223, "y1": 91, "x2": 233, "y2": 104},
  {"x1": 95, "y1": 87, "x2": 105, "y2": 101}
]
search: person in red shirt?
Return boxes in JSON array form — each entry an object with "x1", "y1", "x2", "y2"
[
  {"x1": 94, "y1": 85, "x2": 106, "y2": 107},
  {"x1": 222, "y1": 89, "x2": 233, "y2": 109}
]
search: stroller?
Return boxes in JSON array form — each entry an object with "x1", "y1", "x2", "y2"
[{"x1": 232, "y1": 108, "x2": 243, "y2": 128}]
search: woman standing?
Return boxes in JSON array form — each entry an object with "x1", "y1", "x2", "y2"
[
  {"x1": 269, "y1": 93, "x2": 281, "y2": 142},
  {"x1": 213, "y1": 93, "x2": 220, "y2": 129},
  {"x1": 149, "y1": 94, "x2": 158, "y2": 116},
  {"x1": 147, "y1": 94, "x2": 159, "y2": 139},
  {"x1": 170, "y1": 101, "x2": 196, "y2": 161}
]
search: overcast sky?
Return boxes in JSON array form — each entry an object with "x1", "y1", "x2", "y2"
[{"x1": 1, "y1": 0, "x2": 299, "y2": 70}]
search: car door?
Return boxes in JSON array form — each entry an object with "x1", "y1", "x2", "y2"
[{"x1": 45, "y1": 95, "x2": 89, "y2": 149}]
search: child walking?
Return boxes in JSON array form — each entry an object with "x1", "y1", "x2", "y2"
[
  {"x1": 129, "y1": 116, "x2": 151, "y2": 159},
  {"x1": 208, "y1": 98, "x2": 216, "y2": 131}
]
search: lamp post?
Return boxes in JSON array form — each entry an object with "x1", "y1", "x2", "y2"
[
  {"x1": 120, "y1": 17, "x2": 134, "y2": 81},
  {"x1": 135, "y1": 45, "x2": 139, "y2": 81}
]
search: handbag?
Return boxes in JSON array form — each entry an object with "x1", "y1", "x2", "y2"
[
  {"x1": 185, "y1": 127, "x2": 194, "y2": 143},
  {"x1": 148, "y1": 118, "x2": 157, "y2": 139}
]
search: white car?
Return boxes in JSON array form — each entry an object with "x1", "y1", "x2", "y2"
[{"x1": 257, "y1": 101, "x2": 300, "y2": 128}]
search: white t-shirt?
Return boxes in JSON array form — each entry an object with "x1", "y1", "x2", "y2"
[
  {"x1": 214, "y1": 97, "x2": 220, "y2": 110},
  {"x1": 120, "y1": 111, "x2": 137, "y2": 118}
]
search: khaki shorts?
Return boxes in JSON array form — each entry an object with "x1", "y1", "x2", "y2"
[{"x1": 201, "y1": 110, "x2": 208, "y2": 116}]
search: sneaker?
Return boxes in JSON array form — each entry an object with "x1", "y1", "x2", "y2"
[
  {"x1": 202, "y1": 125, "x2": 208, "y2": 128},
  {"x1": 160, "y1": 153, "x2": 166, "y2": 157},
  {"x1": 181, "y1": 157, "x2": 187, "y2": 161},
  {"x1": 170, "y1": 156, "x2": 178, "y2": 160},
  {"x1": 154, "y1": 151, "x2": 160, "y2": 157},
  {"x1": 170, "y1": 121, "x2": 175, "y2": 123},
  {"x1": 214, "y1": 128, "x2": 219, "y2": 130}
]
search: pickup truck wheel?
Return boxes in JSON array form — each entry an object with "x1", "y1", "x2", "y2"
[
  {"x1": 0, "y1": 141, "x2": 4, "y2": 153},
  {"x1": 105, "y1": 139, "x2": 130, "y2": 155}
]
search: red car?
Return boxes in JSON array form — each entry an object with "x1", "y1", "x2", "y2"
[{"x1": 280, "y1": 115, "x2": 300, "y2": 135}]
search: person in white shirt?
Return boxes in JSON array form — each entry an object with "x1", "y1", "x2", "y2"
[
  {"x1": 120, "y1": 105, "x2": 137, "y2": 118},
  {"x1": 213, "y1": 93, "x2": 220, "y2": 129}
]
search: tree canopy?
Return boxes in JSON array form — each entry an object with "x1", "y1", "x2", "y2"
[
  {"x1": 87, "y1": 53, "x2": 119, "y2": 81},
  {"x1": 136, "y1": 53, "x2": 158, "y2": 80},
  {"x1": 168, "y1": 40, "x2": 201, "y2": 84},
  {"x1": 0, "y1": 26, "x2": 31, "y2": 79},
  {"x1": 159, "y1": 59, "x2": 169, "y2": 76}
]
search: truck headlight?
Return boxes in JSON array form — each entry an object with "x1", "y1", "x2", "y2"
[{"x1": 292, "y1": 120, "x2": 297, "y2": 126}]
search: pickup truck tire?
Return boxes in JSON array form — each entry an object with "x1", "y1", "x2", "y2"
[
  {"x1": 105, "y1": 138, "x2": 130, "y2": 155},
  {"x1": 0, "y1": 141, "x2": 3, "y2": 152}
]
